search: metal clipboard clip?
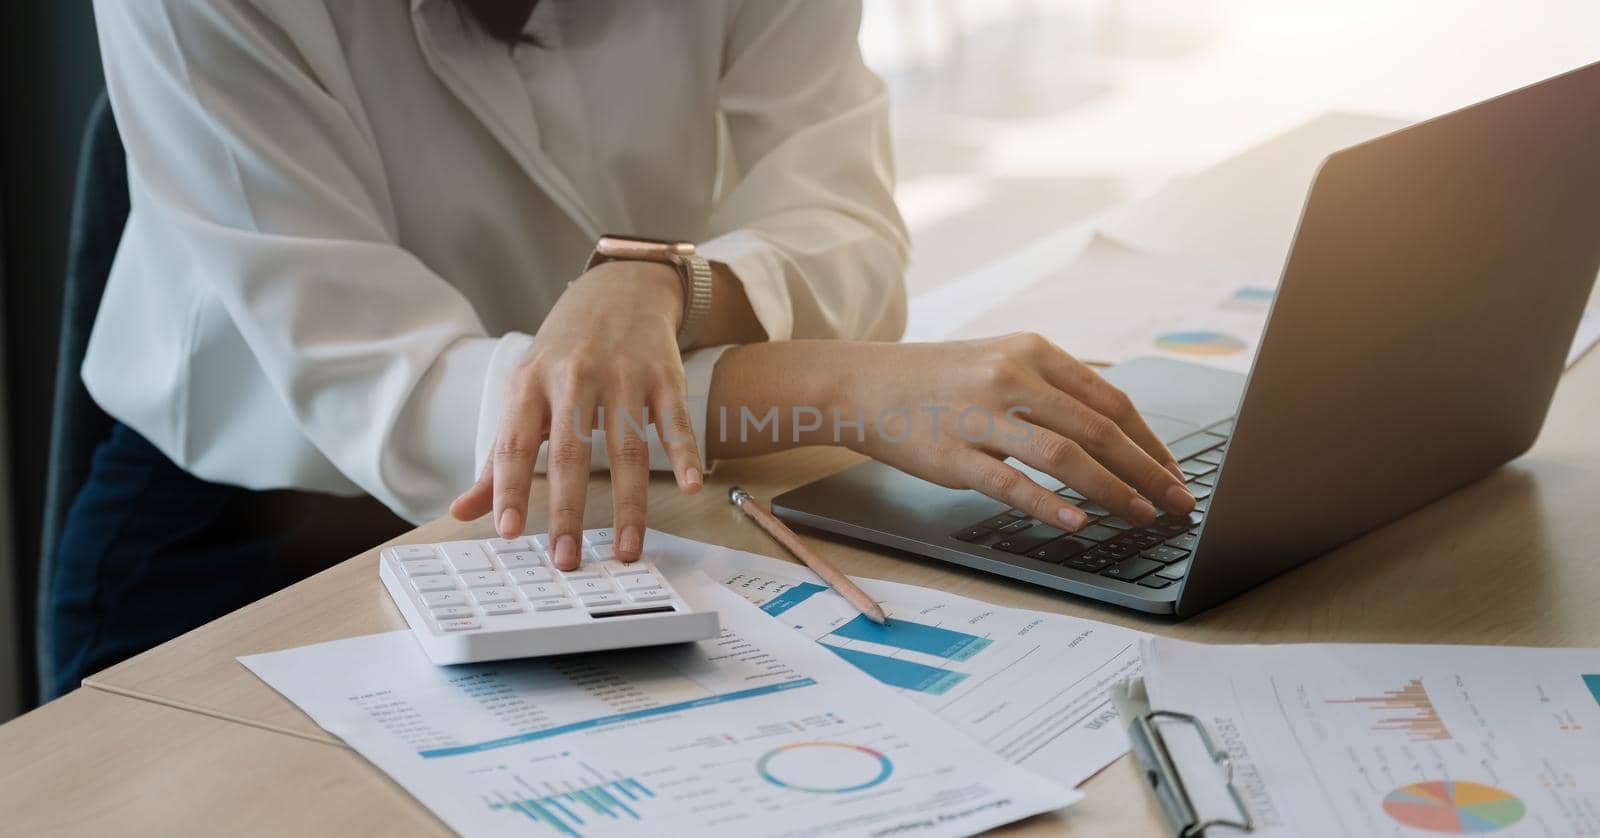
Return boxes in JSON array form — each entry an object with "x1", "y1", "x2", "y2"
[{"x1": 1114, "y1": 678, "x2": 1254, "y2": 838}]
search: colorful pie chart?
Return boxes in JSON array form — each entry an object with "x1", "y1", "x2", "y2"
[
  {"x1": 1381, "y1": 781, "x2": 1526, "y2": 833},
  {"x1": 1154, "y1": 330, "x2": 1248, "y2": 356}
]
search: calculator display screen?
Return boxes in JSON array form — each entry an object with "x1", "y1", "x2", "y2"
[{"x1": 589, "y1": 605, "x2": 677, "y2": 619}]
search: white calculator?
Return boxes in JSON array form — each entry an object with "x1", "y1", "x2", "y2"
[{"x1": 378, "y1": 528, "x2": 719, "y2": 664}]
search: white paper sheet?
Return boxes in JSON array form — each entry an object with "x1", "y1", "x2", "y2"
[
  {"x1": 654, "y1": 544, "x2": 1148, "y2": 788},
  {"x1": 1567, "y1": 306, "x2": 1600, "y2": 368},
  {"x1": 240, "y1": 572, "x2": 1077, "y2": 838},
  {"x1": 951, "y1": 233, "x2": 1279, "y2": 373},
  {"x1": 1140, "y1": 637, "x2": 1600, "y2": 837}
]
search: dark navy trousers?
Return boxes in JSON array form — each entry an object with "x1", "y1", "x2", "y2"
[{"x1": 44, "y1": 423, "x2": 408, "y2": 699}]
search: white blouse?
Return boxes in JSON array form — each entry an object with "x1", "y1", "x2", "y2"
[{"x1": 86, "y1": 0, "x2": 908, "y2": 523}]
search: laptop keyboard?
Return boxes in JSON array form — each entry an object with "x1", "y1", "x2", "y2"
[{"x1": 951, "y1": 419, "x2": 1233, "y2": 589}]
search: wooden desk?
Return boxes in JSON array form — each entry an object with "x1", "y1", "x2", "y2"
[{"x1": 33, "y1": 348, "x2": 1591, "y2": 834}]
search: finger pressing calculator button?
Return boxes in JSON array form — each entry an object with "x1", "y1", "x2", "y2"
[
  {"x1": 441, "y1": 543, "x2": 492, "y2": 573},
  {"x1": 498, "y1": 551, "x2": 543, "y2": 570},
  {"x1": 461, "y1": 571, "x2": 504, "y2": 588},
  {"x1": 486, "y1": 537, "x2": 533, "y2": 554},
  {"x1": 390, "y1": 545, "x2": 439, "y2": 562},
  {"x1": 412, "y1": 575, "x2": 458, "y2": 592},
  {"x1": 421, "y1": 590, "x2": 467, "y2": 607},
  {"x1": 628, "y1": 587, "x2": 671, "y2": 603},
  {"x1": 616, "y1": 573, "x2": 661, "y2": 591},
  {"x1": 518, "y1": 582, "x2": 566, "y2": 599},
  {"x1": 403, "y1": 559, "x2": 448, "y2": 577},
  {"x1": 480, "y1": 601, "x2": 523, "y2": 616},
  {"x1": 507, "y1": 567, "x2": 554, "y2": 584},
  {"x1": 602, "y1": 560, "x2": 651, "y2": 576},
  {"x1": 568, "y1": 578, "x2": 615, "y2": 596},
  {"x1": 532, "y1": 597, "x2": 574, "y2": 611},
  {"x1": 580, "y1": 592, "x2": 623, "y2": 608},
  {"x1": 473, "y1": 587, "x2": 513, "y2": 604},
  {"x1": 437, "y1": 617, "x2": 480, "y2": 632},
  {"x1": 584, "y1": 528, "x2": 615, "y2": 546},
  {"x1": 430, "y1": 605, "x2": 474, "y2": 620}
]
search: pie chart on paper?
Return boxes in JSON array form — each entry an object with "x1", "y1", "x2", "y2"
[
  {"x1": 1381, "y1": 781, "x2": 1526, "y2": 833},
  {"x1": 1154, "y1": 330, "x2": 1248, "y2": 357}
]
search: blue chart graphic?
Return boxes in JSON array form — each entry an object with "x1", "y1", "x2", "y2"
[
  {"x1": 826, "y1": 645, "x2": 967, "y2": 695},
  {"x1": 488, "y1": 769, "x2": 654, "y2": 838},
  {"x1": 830, "y1": 614, "x2": 991, "y2": 661},
  {"x1": 759, "y1": 581, "x2": 991, "y2": 695},
  {"x1": 1585, "y1": 674, "x2": 1600, "y2": 706}
]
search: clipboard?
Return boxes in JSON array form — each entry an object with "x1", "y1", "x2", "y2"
[{"x1": 1111, "y1": 678, "x2": 1255, "y2": 838}]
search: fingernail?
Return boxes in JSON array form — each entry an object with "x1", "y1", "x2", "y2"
[
  {"x1": 684, "y1": 467, "x2": 702, "y2": 489},
  {"x1": 554, "y1": 534, "x2": 578, "y2": 569},
  {"x1": 1131, "y1": 497, "x2": 1159, "y2": 526},
  {"x1": 1164, "y1": 484, "x2": 1195, "y2": 513},
  {"x1": 1057, "y1": 506, "x2": 1088, "y2": 531},
  {"x1": 619, "y1": 525, "x2": 643, "y2": 559},
  {"x1": 497, "y1": 508, "x2": 522, "y2": 538},
  {"x1": 1166, "y1": 461, "x2": 1184, "y2": 482}
]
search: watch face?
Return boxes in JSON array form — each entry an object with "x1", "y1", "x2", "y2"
[{"x1": 596, "y1": 235, "x2": 695, "y2": 262}]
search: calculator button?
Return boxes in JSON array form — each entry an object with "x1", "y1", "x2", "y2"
[
  {"x1": 430, "y1": 605, "x2": 474, "y2": 620},
  {"x1": 421, "y1": 590, "x2": 467, "y2": 607},
  {"x1": 532, "y1": 597, "x2": 574, "y2": 612},
  {"x1": 441, "y1": 543, "x2": 492, "y2": 573},
  {"x1": 558, "y1": 568, "x2": 602, "y2": 580},
  {"x1": 616, "y1": 573, "x2": 662, "y2": 591},
  {"x1": 628, "y1": 588, "x2": 671, "y2": 603},
  {"x1": 480, "y1": 601, "x2": 523, "y2": 616},
  {"x1": 473, "y1": 587, "x2": 513, "y2": 604},
  {"x1": 518, "y1": 582, "x2": 566, "y2": 599},
  {"x1": 568, "y1": 578, "x2": 616, "y2": 596},
  {"x1": 486, "y1": 537, "x2": 534, "y2": 554},
  {"x1": 390, "y1": 545, "x2": 439, "y2": 562},
  {"x1": 583, "y1": 528, "x2": 615, "y2": 546},
  {"x1": 412, "y1": 575, "x2": 457, "y2": 592},
  {"x1": 532, "y1": 533, "x2": 553, "y2": 552},
  {"x1": 506, "y1": 567, "x2": 554, "y2": 584},
  {"x1": 403, "y1": 559, "x2": 448, "y2": 577},
  {"x1": 580, "y1": 592, "x2": 623, "y2": 608},
  {"x1": 498, "y1": 551, "x2": 543, "y2": 570},
  {"x1": 436, "y1": 617, "x2": 480, "y2": 632},
  {"x1": 588, "y1": 544, "x2": 617, "y2": 562},
  {"x1": 461, "y1": 571, "x2": 504, "y2": 588}
]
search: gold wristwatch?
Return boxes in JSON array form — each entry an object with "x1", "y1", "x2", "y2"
[{"x1": 584, "y1": 235, "x2": 713, "y2": 350}]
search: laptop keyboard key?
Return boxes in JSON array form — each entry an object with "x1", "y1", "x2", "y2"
[
  {"x1": 1099, "y1": 517, "x2": 1133, "y2": 530},
  {"x1": 995, "y1": 518, "x2": 1036, "y2": 535},
  {"x1": 1066, "y1": 554, "x2": 1114, "y2": 573},
  {"x1": 1186, "y1": 483, "x2": 1213, "y2": 500},
  {"x1": 1166, "y1": 434, "x2": 1224, "y2": 462},
  {"x1": 1142, "y1": 545, "x2": 1189, "y2": 564},
  {"x1": 1157, "y1": 558, "x2": 1192, "y2": 580},
  {"x1": 1030, "y1": 537, "x2": 1092, "y2": 563},
  {"x1": 1151, "y1": 512, "x2": 1204, "y2": 537},
  {"x1": 1138, "y1": 576, "x2": 1174, "y2": 589},
  {"x1": 953, "y1": 527, "x2": 991, "y2": 542},
  {"x1": 1102, "y1": 557, "x2": 1164, "y2": 581},
  {"x1": 993, "y1": 526, "x2": 1068, "y2": 555},
  {"x1": 1196, "y1": 449, "x2": 1225, "y2": 465},
  {"x1": 1180, "y1": 461, "x2": 1216, "y2": 478},
  {"x1": 1165, "y1": 532, "x2": 1200, "y2": 551},
  {"x1": 976, "y1": 514, "x2": 1017, "y2": 530},
  {"x1": 1076, "y1": 524, "x2": 1122, "y2": 542}
]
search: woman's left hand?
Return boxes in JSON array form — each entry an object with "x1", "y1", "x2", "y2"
[{"x1": 449, "y1": 260, "x2": 703, "y2": 570}]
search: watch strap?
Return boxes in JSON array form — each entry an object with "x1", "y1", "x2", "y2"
[{"x1": 675, "y1": 254, "x2": 714, "y2": 350}]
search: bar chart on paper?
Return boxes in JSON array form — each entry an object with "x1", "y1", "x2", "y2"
[
  {"x1": 704, "y1": 557, "x2": 1149, "y2": 787},
  {"x1": 485, "y1": 763, "x2": 656, "y2": 838}
]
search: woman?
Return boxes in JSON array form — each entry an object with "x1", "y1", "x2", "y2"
[{"x1": 49, "y1": 0, "x2": 1190, "y2": 698}]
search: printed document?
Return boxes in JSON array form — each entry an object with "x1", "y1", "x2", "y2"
[
  {"x1": 1141, "y1": 638, "x2": 1600, "y2": 837},
  {"x1": 657, "y1": 539, "x2": 1148, "y2": 788},
  {"x1": 240, "y1": 573, "x2": 1077, "y2": 838}
]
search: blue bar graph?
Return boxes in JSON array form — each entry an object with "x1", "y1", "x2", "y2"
[
  {"x1": 490, "y1": 774, "x2": 656, "y2": 837},
  {"x1": 761, "y1": 582, "x2": 828, "y2": 617},
  {"x1": 825, "y1": 644, "x2": 968, "y2": 696},
  {"x1": 829, "y1": 615, "x2": 991, "y2": 661}
]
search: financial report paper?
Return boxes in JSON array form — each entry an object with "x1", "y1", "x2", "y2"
[
  {"x1": 240, "y1": 573, "x2": 1077, "y2": 838},
  {"x1": 657, "y1": 535, "x2": 1149, "y2": 788},
  {"x1": 1141, "y1": 638, "x2": 1600, "y2": 837}
]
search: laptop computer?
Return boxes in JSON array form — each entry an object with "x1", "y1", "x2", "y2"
[{"x1": 772, "y1": 61, "x2": 1600, "y2": 617}]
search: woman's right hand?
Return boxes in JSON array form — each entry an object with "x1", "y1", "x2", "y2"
[{"x1": 708, "y1": 334, "x2": 1194, "y2": 530}]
